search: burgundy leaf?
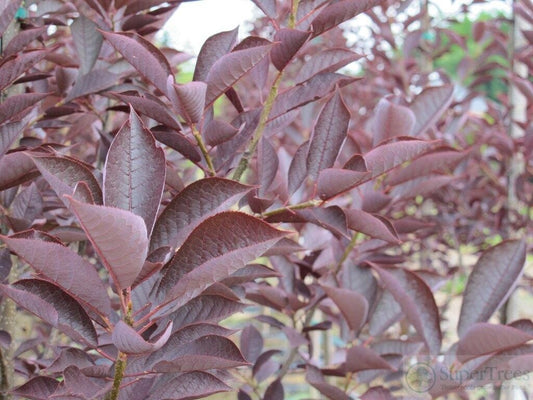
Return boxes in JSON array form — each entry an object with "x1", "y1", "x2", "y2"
[
  {"x1": 112, "y1": 320, "x2": 172, "y2": 355},
  {"x1": 371, "y1": 265, "x2": 442, "y2": 354},
  {"x1": 0, "y1": 151, "x2": 39, "y2": 191},
  {"x1": 257, "y1": 138, "x2": 278, "y2": 197},
  {"x1": 152, "y1": 335, "x2": 248, "y2": 372},
  {"x1": 150, "y1": 178, "x2": 252, "y2": 252},
  {"x1": 409, "y1": 84, "x2": 454, "y2": 136},
  {"x1": 193, "y1": 27, "x2": 239, "y2": 82},
  {"x1": 295, "y1": 48, "x2": 362, "y2": 83},
  {"x1": 322, "y1": 286, "x2": 368, "y2": 331},
  {"x1": 310, "y1": 0, "x2": 385, "y2": 37},
  {"x1": 306, "y1": 89, "x2": 350, "y2": 180},
  {"x1": 3, "y1": 26, "x2": 47, "y2": 58},
  {"x1": 345, "y1": 345, "x2": 394, "y2": 372},
  {"x1": 205, "y1": 43, "x2": 274, "y2": 106},
  {"x1": 1, "y1": 279, "x2": 97, "y2": 346},
  {"x1": 368, "y1": 291, "x2": 402, "y2": 337},
  {"x1": 296, "y1": 206, "x2": 349, "y2": 238},
  {"x1": 152, "y1": 126, "x2": 201, "y2": 162},
  {"x1": 373, "y1": 97, "x2": 416, "y2": 145},
  {"x1": 204, "y1": 119, "x2": 239, "y2": 146},
  {"x1": 360, "y1": 386, "x2": 395, "y2": 400},
  {"x1": 458, "y1": 240, "x2": 527, "y2": 338},
  {"x1": 317, "y1": 168, "x2": 370, "y2": 199},
  {"x1": 221, "y1": 263, "x2": 279, "y2": 286},
  {"x1": 32, "y1": 155, "x2": 103, "y2": 205},
  {"x1": 167, "y1": 80, "x2": 207, "y2": 124},
  {"x1": 251, "y1": 0, "x2": 277, "y2": 18},
  {"x1": 9, "y1": 183, "x2": 42, "y2": 230},
  {"x1": 0, "y1": 92, "x2": 48, "y2": 125},
  {"x1": 344, "y1": 209, "x2": 400, "y2": 243},
  {"x1": 240, "y1": 325, "x2": 264, "y2": 364},
  {"x1": 0, "y1": 0, "x2": 22, "y2": 37},
  {"x1": 104, "y1": 107, "x2": 165, "y2": 235},
  {"x1": 67, "y1": 197, "x2": 148, "y2": 290},
  {"x1": 11, "y1": 376, "x2": 59, "y2": 400},
  {"x1": 288, "y1": 140, "x2": 309, "y2": 195},
  {"x1": 264, "y1": 379, "x2": 284, "y2": 400},
  {"x1": 306, "y1": 365, "x2": 351, "y2": 400},
  {"x1": 112, "y1": 92, "x2": 181, "y2": 130},
  {"x1": 271, "y1": 28, "x2": 310, "y2": 71},
  {"x1": 0, "y1": 235, "x2": 112, "y2": 318},
  {"x1": 100, "y1": 30, "x2": 171, "y2": 94},
  {"x1": 157, "y1": 212, "x2": 285, "y2": 312},
  {"x1": 147, "y1": 371, "x2": 230, "y2": 400},
  {"x1": 70, "y1": 14, "x2": 103, "y2": 74},
  {"x1": 363, "y1": 139, "x2": 436, "y2": 179},
  {"x1": 456, "y1": 323, "x2": 533, "y2": 364},
  {"x1": 0, "y1": 119, "x2": 27, "y2": 159},
  {"x1": 66, "y1": 69, "x2": 118, "y2": 101},
  {"x1": 0, "y1": 50, "x2": 47, "y2": 91}
]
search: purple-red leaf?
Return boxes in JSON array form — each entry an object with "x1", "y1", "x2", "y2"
[
  {"x1": 410, "y1": 84, "x2": 454, "y2": 136},
  {"x1": 288, "y1": 140, "x2": 309, "y2": 195},
  {"x1": 3, "y1": 26, "x2": 47, "y2": 58},
  {"x1": 264, "y1": 379, "x2": 284, "y2": 400},
  {"x1": 240, "y1": 325, "x2": 264, "y2": 364},
  {"x1": 0, "y1": 50, "x2": 47, "y2": 91},
  {"x1": 147, "y1": 371, "x2": 230, "y2": 400},
  {"x1": 345, "y1": 345, "x2": 395, "y2": 372},
  {"x1": 0, "y1": 0, "x2": 22, "y2": 38},
  {"x1": 66, "y1": 69, "x2": 118, "y2": 101},
  {"x1": 0, "y1": 120, "x2": 26, "y2": 159},
  {"x1": 0, "y1": 235, "x2": 112, "y2": 318},
  {"x1": 100, "y1": 30, "x2": 171, "y2": 94},
  {"x1": 193, "y1": 27, "x2": 239, "y2": 82},
  {"x1": 456, "y1": 323, "x2": 533, "y2": 364},
  {"x1": 150, "y1": 178, "x2": 252, "y2": 252},
  {"x1": 251, "y1": 0, "x2": 277, "y2": 18},
  {"x1": 310, "y1": 0, "x2": 385, "y2": 37},
  {"x1": 317, "y1": 168, "x2": 370, "y2": 199},
  {"x1": 0, "y1": 151, "x2": 38, "y2": 191},
  {"x1": 1, "y1": 279, "x2": 97, "y2": 346},
  {"x1": 306, "y1": 365, "x2": 351, "y2": 400},
  {"x1": 70, "y1": 14, "x2": 103, "y2": 74},
  {"x1": 371, "y1": 265, "x2": 442, "y2": 354},
  {"x1": 322, "y1": 286, "x2": 369, "y2": 331},
  {"x1": 373, "y1": 97, "x2": 415, "y2": 145},
  {"x1": 0, "y1": 92, "x2": 48, "y2": 125},
  {"x1": 271, "y1": 28, "x2": 310, "y2": 71},
  {"x1": 157, "y1": 212, "x2": 285, "y2": 312},
  {"x1": 67, "y1": 197, "x2": 148, "y2": 290},
  {"x1": 306, "y1": 90, "x2": 350, "y2": 180},
  {"x1": 295, "y1": 48, "x2": 362, "y2": 83},
  {"x1": 204, "y1": 119, "x2": 239, "y2": 146},
  {"x1": 112, "y1": 320, "x2": 172, "y2": 355},
  {"x1": 11, "y1": 376, "x2": 59, "y2": 400},
  {"x1": 32, "y1": 155, "x2": 103, "y2": 205},
  {"x1": 205, "y1": 43, "x2": 274, "y2": 106},
  {"x1": 152, "y1": 126, "x2": 201, "y2": 162},
  {"x1": 167, "y1": 80, "x2": 207, "y2": 124},
  {"x1": 345, "y1": 209, "x2": 400, "y2": 243},
  {"x1": 257, "y1": 138, "x2": 278, "y2": 197},
  {"x1": 104, "y1": 107, "x2": 166, "y2": 235},
  {"x1": 458, "y1": 240, "x2": 527, "y2": 338}
]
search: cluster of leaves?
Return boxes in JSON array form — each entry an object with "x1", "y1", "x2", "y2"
[{"x1": 0, "y1": 0, "x2": 531, "y2": 399}]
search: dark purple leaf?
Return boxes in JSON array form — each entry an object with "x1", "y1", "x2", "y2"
[
  {"x1": 32, "y1": 155, "x2": 103, "y2": 205},
  {"x1": 46, "y1": 348, "x2": 95, "y2": 373},
  {"x1": 204, "y1": 119, "x2": 239, "y2": 146},
  {"x1": 410, "y1": 84, "x2": 454, "y2": 136},
  {"x1": 3, "y1": 26, "x2": 47, "y2": 58},
  {"x1": 368, "y1": 291, "x2": 402, "y2": 337},
  {"x1": 371, "y1": 265, "x2": 442, "y2": 354},
  {"x1": 306, "y1": 90, "x2": 350, "y2": 180},
  {"x1": 252, "y1": 349, "x2": 282, "y2": 378},
  {"x1": 240, "y1": 325, "x2": 263, "y2": 363},
  {"x1": 0, "y1": 0, "x2": 22, "y2": 37},
  {"x1": 150, "y1": 178, "x2": 252, "y2": 252},
  {"x1": 193, "y1": 27, "x2": 239, "y2": 82},
  {"x1": 251, "y1": 0, "x2": 276, "y2": 18},
  {"x1": 59, "y1": 365, "x2": 105, "y2": 398},
  {"x1": 9, "y1": 183, "x2": 42, "y2": 230},
  {"x1": 205, "y1": 43, "x2": 274, "y2": 106},
  {"x1": 257, "y1": 138, "x2": 278, "y2": 197},
  {"x1": 317, "y1": 168, "x2": 370, "y2": 199},
  {"x1": 147, "y1": 371, "x2": 230, "y2": 400},
  {"x1": 345, "y1": 345, "x2": 394, "y2": 372},
  {"x1": 0, "y1": 119, "x2": 27, "y2": 159},
  {"x1": 70, "y1": 14, "x2": 103, "y2": 74},
  {"x1": 100, "y1": 30, "x2": 171, "y2": 94},
  {"x1": 295, "y1": 48, "x2": 362, "y2": 83},
  {"x1": 0, "y1": 235, "x2": 112, "y2": 318},
  {"x1": 167, "y1": 80, "x2": 207, "y2": 124},
  {"x1": 104, "y1": 106, "x2": 166, "y2": 235},
  {"x1": 11, "y1": 376, "x2": 59, "y2": 400},
  {"x1": 0, "y1": 50, "x2": 47, "y2": 91},
  {"x1": 296, "y1": 206, "x2": 349, "y2": 238},
  {"x1": 288, "y1": 140, "x2": 309, "y2": 195},
  {"x1": 457, "y1": 323, "x2": 533, "y2": 364},
  {"x1": 1, "y1": 279, "x2": 97, "y2": 346},
  {"x1": 458, "y1": 240, "x2": 527, "y2": 338},
  {"x1": 0, "y1": 92, "x2": 48, "y2": 125},
  {"x1": 221, "y1": 263, "x2": 279, "y2": 286},
  {"x1": 310, "y1": 0, "x2": 385, "y2": 37},
  {"x1": 0, "y1": 248, "x2": 12, "y2": 281},
  {"x1": 151, "y1": 125, "x2": 201, "y2": 162},
  {"x1": 322, "y1": 286, "x2": 368, "y2": 331},
  {"x1": 112, "y1": 320, "x2": 172, "y2": 355},
  {"x1": 306, "y1": 365, "x2": 351, "y2": 400},
  {"x1": 264, "y1": 379, "x2": 284, "y2": 400},
  {"x1": 271, "y1": 28, "x2": 310, "y2": 71},
  {"x1": 360, "y1": 386, "x2": 395, "y2": 400},
  {"x1": 66, "y1": 69, "x2": 118, "y2": 101},
  {"x1": 344, "y1": 209, "x2": 400, "y2": 243},
  {"x1": 67, "y1": 197, "x2": 148, "y2": 290},
  {"x1": 157, "y1": 212, "x2": 285, "y2": 312},
  {"x1": 373, "y1": 97, "x2": 415, "y2": 145},
  {"x1": 0, "y1": 151, "x2": 38, "y2": 191}
]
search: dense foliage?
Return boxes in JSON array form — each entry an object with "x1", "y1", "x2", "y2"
[{"x1": 0, "y1": 0, "x2": 531, "y2": 399}]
